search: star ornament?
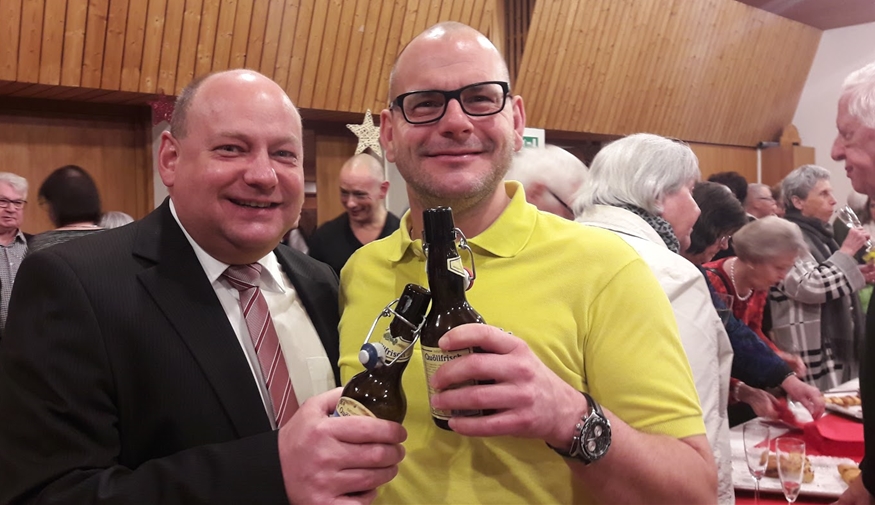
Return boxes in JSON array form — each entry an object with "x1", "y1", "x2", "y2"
[{"x1": 346, "y1": 109, "x2": 382, "y2": 158}]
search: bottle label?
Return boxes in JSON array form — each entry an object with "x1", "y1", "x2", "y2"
[
  {"x1": 447, "y1": 256, "x2": 468, "y2": 279},
  {"x1": 334, "y1": 397, "x2": 377, "y2": 418},
  {"x1": 379, "y1": 327, "x2": 413, "y2": 364},
  {"x1": 421, "y1": 344, "x2": 481, "y2": 420}
]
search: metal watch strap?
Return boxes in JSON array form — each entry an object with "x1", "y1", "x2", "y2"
[{"x1": 548, "y1": 391, "x2": 611, "y2": 465}]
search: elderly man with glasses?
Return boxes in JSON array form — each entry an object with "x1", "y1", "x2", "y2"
[{"x1": 0, "y1": 172, "x2": 29, "y2": 334}]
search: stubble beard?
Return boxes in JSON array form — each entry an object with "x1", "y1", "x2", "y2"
[{"x1": 407, "y1": 138, "x2": 515, "y2": 215}]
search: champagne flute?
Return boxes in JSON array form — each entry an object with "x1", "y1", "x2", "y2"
[
  {"x1": 836, "y1": 205, "x2": 875, "y2": 260},
  {"x1": 743, "y1": 420, "x2": 771, "y2": 504},
  {"x1": 776, "y1": 437, "x2": 806, "y2": 504},
  {"x1": 714, "y1": 291, "x2": 734, "y2": 325}
]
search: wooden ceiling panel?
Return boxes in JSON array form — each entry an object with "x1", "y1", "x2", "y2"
[{"x1": 517, "y1": 0, "x2": 821, "y2": 146}]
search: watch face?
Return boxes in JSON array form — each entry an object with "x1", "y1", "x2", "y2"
[{"x1": 582, "y1": 418, "x2": 611, "y2": 459}]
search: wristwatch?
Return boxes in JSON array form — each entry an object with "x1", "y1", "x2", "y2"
[{"x1": 549, "y1": 391, "x2": 612, "y2": 465}]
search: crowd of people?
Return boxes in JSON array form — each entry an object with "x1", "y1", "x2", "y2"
[{"x1": 0, "y1": 19, "x2": 875, "y2": 505}]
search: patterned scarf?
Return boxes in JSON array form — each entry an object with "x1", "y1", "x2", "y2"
[
  {"x1": 618, "y1": 204, "x2": 680, "y2": 253},
  {"x1": 784, "y1": 208, "x2": 839, "y2": 254}
]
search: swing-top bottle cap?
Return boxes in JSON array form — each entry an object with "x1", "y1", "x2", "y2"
[{"x1": 359, "y1": 343, "x2": 386, "y2": 369}]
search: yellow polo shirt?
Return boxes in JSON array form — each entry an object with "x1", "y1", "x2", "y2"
[{"x1": 339, "y1": 182, "x2": 704, "y2": 504}]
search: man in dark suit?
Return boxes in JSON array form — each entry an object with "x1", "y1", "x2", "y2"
[{"x1": 0, "y1": 70, "x2": 405, "y2": 504}]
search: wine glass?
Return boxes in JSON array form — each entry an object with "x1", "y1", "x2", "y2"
[
  {"x1": 836, "y1": 205, "x2": 875, "y2": 256},
  {"x1": 776, "y1": 437, "x2": 806, "y2": 504},
  {"x1": 714, "y1": 291, "x2": 733, "y2": 325},
  {"x1": 743, "y1": 420, "x2": 771, "y2": 504}
]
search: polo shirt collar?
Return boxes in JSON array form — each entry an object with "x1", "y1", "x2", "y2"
[{"x1": 386, "y1": 181, "x2": 536, "y2": 263}]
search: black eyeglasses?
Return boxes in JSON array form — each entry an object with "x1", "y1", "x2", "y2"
[
  {"x1": 0, "y1": 198, "x2": 26, "y2": 210},
  {"x1": 390, "y1": 81, "x2": 510, "y2": 125}
]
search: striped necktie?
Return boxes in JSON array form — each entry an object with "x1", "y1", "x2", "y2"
[{"x1": 223, "y1": 263, "x2": 297, "y2": 427}]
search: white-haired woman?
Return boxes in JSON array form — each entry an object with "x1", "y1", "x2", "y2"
[{"x1": 575, "y1": 133, "x2": 734, "y2": 505}]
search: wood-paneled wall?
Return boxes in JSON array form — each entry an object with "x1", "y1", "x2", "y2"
[
  {"x1": 0, "y1": 99, "x2": 152, "y2": 234},
  {"x1": 516, "y1": 0, "x2": 821, "y2": 147},
  {"x1": 0, "y1": 0, "x2": 500, "y2": 114},
  {"x1": 689, "y1": 142, "x2": 758, "y2": 182}
]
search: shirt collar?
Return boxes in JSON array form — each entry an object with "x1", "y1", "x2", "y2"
[
  {"x1": 168, "y1": 199, "x2": 284, "y2": 293},
  {"x1": 385, "y1": 181, "x2": 537, "y2": 263}
]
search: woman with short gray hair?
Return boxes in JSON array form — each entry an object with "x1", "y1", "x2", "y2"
[
  {"x1": 575, "y1": 133, "x2": 734, "y2": 505},
  {"x1": 771, "y1": 164, "x2": 873, "y2": 390}
]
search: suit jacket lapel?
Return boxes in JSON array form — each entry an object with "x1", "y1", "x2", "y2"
[
  {"x1": 133, "y1": 202, "x2": 271, "y2": 437},
  {"x1": 274, "y1": 246, "x2": 341, "y2": 385}
]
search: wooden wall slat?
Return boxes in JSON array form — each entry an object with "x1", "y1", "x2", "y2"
[
  {"x1": 119, "y1": 0, "x2": 147, "y2": 91},
  {"x1": 371, "y1": 0, "x2": 406, "y2": 110},
  {"x1": 409, "y1": 0, "x2": 431, "y2": 38},
  {"x1": 309, "y1": 0, "x2": 343, "y2": 109},
  {"x1": 258, "y1": 0, "x2": 286, "y2": 78},
  {"x1": 284, "y1": 0, "x2": 312, "y2": 97},
  {"x1": 346, "y1": 0, "x2": 383, "y2": 112},
  {"x1": 139, "y1": 0, "x2": 167, "y2": 93},
  {"x1": 174, "y1": 0, "x2": 203, "y2": 92},
  {"x1": 321, "y1": 0, "x2": 357, "y2": 110},
  {"x1": 156, "y1": 0, "x2": 183, "y2": 93},
  {"x1": 100, "y1": 0, "x2": 129, "y2": 90},
  {"x1": 243, "y1": 0, "x2": 269, "y2": 71},
  {"x1": 468, "y1": 0, "x2": 485, "y2": 34},
  {"x1": 0, "y1": 0, "x2": 23, "y2": 81},
  {"x1": 80, "y1": 0, "x2": 108, "y2": 88},
  {"x1": 61, "y1": 0, "x2": 89, "y2": 86},
  {"x1": 271, "y1": 0, "x2": 300, "y2": 90},
  {"x1": 228, "y1": 0, "x2": 253, "y2": 69},
  {"x1": 296, "y1": 0, "x2": 327, "y2": 106},
  {"x1": 359, "y1": 0, "x2": 393, "y2": 112},
  {"x1": 211, "y1": 0, "x2": 238, "y2": 72},
  {"x1": 194, "y1": 0, "x2": 221, "y2": 77},
  {"x1": 335, "y1": 0, "x2": 368, "y2": 112},
  {"x1": 17, "y1": 0, "x2": 45, "y2": 83},
  {"x1": 39, "y1": 0, "x2": 67, "y2": 85}
]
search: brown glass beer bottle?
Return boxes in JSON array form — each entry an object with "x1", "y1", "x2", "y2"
[
  {"x1": 420, "y1": 206, "x2": 486, "y2": 430},
  {"x1": 335, "y1": 283, "x2": 431, "y2": 423}
]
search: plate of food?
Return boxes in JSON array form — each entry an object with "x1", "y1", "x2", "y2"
[
  {"x1": 825, "y1": 393, "x2": 863, "y2": 421},
  {"x1": 732, "y1": 451, "x2": 858, "y2": 498}
]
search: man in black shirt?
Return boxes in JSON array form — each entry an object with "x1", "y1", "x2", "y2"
[{"x1": 308, "y1": 153, "x2": 400, "y2": 274}]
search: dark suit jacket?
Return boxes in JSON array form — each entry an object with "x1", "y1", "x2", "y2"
[{"x1": 0, "y1": 201, "x2": 340, "y2": 504}]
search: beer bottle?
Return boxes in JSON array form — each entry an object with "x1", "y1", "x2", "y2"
[
  {"x1": 335, "y1": 283, "x2": 431, "y2": 423},
  {"x1": 420, "y1": 206, "x2": 487, "y2": 430}
]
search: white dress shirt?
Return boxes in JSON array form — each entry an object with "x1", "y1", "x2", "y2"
[{"x1": 170, "y1": 201, "x2": 334, "y2": 427}]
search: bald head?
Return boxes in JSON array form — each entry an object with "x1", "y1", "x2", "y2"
[
  {"x1": 388, "y1": 22, "x2": 510, "y2": 102},
  {"x1": 171, "y1": 70, "x2": 299, "y2": 139},
  {"x1": 339, "y1": 154, "x2": 389, "y2": 226},
  {"x1": 340, "y1": 153, "x2": 385, "y2": 182}
]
